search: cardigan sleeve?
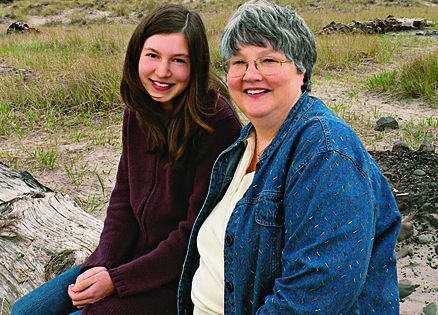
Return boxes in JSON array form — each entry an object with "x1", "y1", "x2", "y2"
[
  {"x1": 256, "y1": 150, "x2": 400, "y2": 314},
  {"x1": 81, "y1": 108, "x2": 139, "y2": 271},
  {"x1": 108, "y1": 99, "x2": 242, "y2": 297}
]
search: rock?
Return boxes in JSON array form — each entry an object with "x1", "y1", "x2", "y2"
[
  {"x1": 435, "y1": 244, "x2": 438, "y2": 255},
  {"x1": 392, "y1": 140, "x2": 410, "y2": 152},
  {"x1": 317, "y1": 16, "x2": 434, "y2": 34},
  {"x1": 0, "y1": 64, "x2": 34, "y2": 81},
  {"x1": 399, "y1": 279, "x2": 419, "y2": 299},
  {"x1": 6, "y1": 21, "x2": 40, "y2": 35},
  {"x1": 423, "y1": 213, "x2": 438, "y2": 228},
  {"x1": 396, "y1": 246, "x2": 414, "y2": 259},
  {"x1": 375, "y1": 116, "x2": 399, "y2": 131},
  {"x1": 417, "y1": 234, "x2": 433, "y2": 244},
  {"x1": 418, "y1": 140, "x2": 435, "y2": 153},
  {"x1": 416, "y1": 30, "x2": 438, "y2": 37},
  {"x1": 413, "y1": 169, "x2": 426, "y2": 176},
  {"x1": 423, "y1": 302, "x2": 438, "y2": 315},
  {"x1": 398, "y1": 222, "x2": 414, "y2": 241}
]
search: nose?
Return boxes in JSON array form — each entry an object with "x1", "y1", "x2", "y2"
[
  {"x1": 242, "y1": 60, "x2": 262, "y2": 81},
  {"x1": 155, "y1": 60, "x2": 171, "y2": 77}
]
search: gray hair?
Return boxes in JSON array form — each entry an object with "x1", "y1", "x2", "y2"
[{"x1": 219, "y1": 0, "x2": 317, "y2": 91}]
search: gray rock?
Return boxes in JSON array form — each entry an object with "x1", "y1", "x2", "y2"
[
  {"x1": 413, "y1": 169, "x2": 426, "y2": 176},
  {"x1": 398, "y1": 222, "x2": 414, "y2": 241},
  {"x1": 423, "y1": 214, "x2": 438, "y2": 228},
  {"x1": 417, "y1": 234, "x2": 433, "y2": 244},
  {"x1": 416, "y1": 30, "x2": 438, "y2": 37},
  {"x1": 392, "y1": 140, "x2": 410, "y2": 152},
  {"x1": 399, "y1": 279, "x2": 419, "y2": 299},
  {"x1": 418, "y1": 140, "x2": 435, "y2": 153},
  {"x1": 375, "y1": 117, "x2": 399, "y2": 131},
  {"x1": 423, "y1": 302, "x2": 438, "y2": 315},
  {"x1": 0, "y1": 64, "x2": 33, "y2": 81},
  {"x1": 396, "y1": 246, "x2": 414, "y2": 259}
]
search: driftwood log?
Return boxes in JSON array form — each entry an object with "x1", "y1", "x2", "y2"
[
  {"x1": 0, "y1": 162, "x2": 103, "y2": 313},
  {"x1": 317, "y1": 15, "x2": 433, "y2": 34}
]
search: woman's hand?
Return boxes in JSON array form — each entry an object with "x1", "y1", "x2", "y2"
[{"x1": 68, "y1": 267, "x2": 115, "y2": 307}]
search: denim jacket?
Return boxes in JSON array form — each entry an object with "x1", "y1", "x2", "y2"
[{"x1": 178, "y1": 92, "x2": 401, "y2": 315}]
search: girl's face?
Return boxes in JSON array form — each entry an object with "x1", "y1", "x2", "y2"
[{"x1": 138, "y1": 32, "x2": 191, "y2": 111}]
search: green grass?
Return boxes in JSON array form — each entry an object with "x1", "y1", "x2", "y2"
[
  {"x1": 399, "y1": 51, "x2": 438, "y2": 103},
  {"x1": 367, "y1": 70, "x2": 398, "y2": 93},
  {"x1": 367, "y1": 50, "x2": 438, "y2": 106},
  {"x1": 0, "y1": 24, "x2": 130, "y2": 136},
  {"x1": 32, "y1": 145, "x2": 58, "y2": 169}
]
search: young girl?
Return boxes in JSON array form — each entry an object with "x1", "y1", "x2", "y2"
[{"x1": 11, "y1": 4, "x2": 241, "y2": 315}]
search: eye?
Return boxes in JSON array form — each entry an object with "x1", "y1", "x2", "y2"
[
  {"x1": 173, "y1": 58, "x2": 188, "y2": 64},
  {"x1": 229, "y1": 59, "x2": 246, "y2": 66},
  {"x1": 145, "y1": 53, "x2": 159, "y2": 59},
  {"x1": 260, "y1": 57, "x2": 279, "y2": 64}
]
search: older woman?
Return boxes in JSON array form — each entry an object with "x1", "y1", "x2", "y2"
[{"x1": 177, "y1": 1, "x2": 401, "y2": 314}]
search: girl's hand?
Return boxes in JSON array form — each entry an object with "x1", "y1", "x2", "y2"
[{"x1": 68, "y1": 267, "x2": 115, "y2": 307}]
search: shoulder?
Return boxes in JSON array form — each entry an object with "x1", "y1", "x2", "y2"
[
  {"x1": 287, "y1": 96, "x2": 372, "y2": 175},
  {"x1": 205, "y1": 94, "x2": 241, "y2": 128},
  {"x1": 294, "y1": 96, "x2": 363, "y2": 154}
]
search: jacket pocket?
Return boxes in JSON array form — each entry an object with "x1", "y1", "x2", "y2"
[{"x1": 254, "y1": 191, "x2": 284, "y2": 227}]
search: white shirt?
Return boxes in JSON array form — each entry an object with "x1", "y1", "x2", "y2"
[{"x1": 191, "y1": 132, "x2": 256, "y2": 315}]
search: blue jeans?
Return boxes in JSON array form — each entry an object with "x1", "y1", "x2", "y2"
[{"x1": 11, "y1": 265, "x2": 82, "y2": 315}]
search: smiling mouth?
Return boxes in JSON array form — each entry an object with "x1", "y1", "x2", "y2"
[
  {"x1": 150, "y1": 79, "x2": 174, "y2": 90},
  {"x1": 244, "y1": 89, "x2": 270, "y2": 95}
]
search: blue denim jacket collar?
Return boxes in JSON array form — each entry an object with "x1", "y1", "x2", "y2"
[{"x1": 229, "y1": 91, "x2": 310, "y2": 162}]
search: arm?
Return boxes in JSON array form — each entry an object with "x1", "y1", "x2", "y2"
[
  {"x1": 257, "y1": 151, "x2": 378, "y2": 314},
  {"x1": 107, "y1": 112, "x2": 241, "y2": 297},
  {"x1": 81, "y1": 108, "x2": 139, "y2": 270}
]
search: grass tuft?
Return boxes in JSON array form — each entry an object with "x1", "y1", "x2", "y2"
[
  {"x1": 399, "y1": 51, "x2": 438, "y2": 103},
  {"x1": 366, "y1": 50, "x2": 438, "y2": 106}
]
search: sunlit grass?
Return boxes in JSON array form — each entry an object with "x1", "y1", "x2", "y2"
[{"x1": 366, "y1": 50, "x2": 438, "y2": 106}]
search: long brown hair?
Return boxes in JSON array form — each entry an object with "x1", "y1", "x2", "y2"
[{"x1": 120, "y1": 4, "x2": 227, "y2": 165}]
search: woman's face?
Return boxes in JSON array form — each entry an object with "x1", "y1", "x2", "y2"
[
  {"x1": 226, "y1": 44, "x2": 304, "y2": 127},
  {"x1": 138, "y1": 32, "x2": 191, "y2": 111}
]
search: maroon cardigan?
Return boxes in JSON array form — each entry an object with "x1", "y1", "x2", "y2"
[{"x1": 80, "y1": 96, "x2": 241, "y2": 314}]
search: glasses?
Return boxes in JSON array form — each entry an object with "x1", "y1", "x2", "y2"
[{"x1": 224, "y1": 56, "x2": 292, "y2": 78}]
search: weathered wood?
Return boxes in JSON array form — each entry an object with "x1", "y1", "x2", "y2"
[
  {"x1": 0, "y1": 162, "x2": 103, "y2": 313},
  {"x1": 317, "y1": 15, "x2": 433, "y2": 34}
]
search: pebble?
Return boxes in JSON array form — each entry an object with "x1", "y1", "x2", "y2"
[
  {"x1": 392, "y1": 140, "x2": 410, "y2": 152},
  {"x1": 423, "y1": 302, "x2": 438, "y2": 315},
  {"x1": 424, "y1": 214, "x2": 438, "y2": 228},
  {"x1": 417, "y1": 234, "x2": 433, "y2": 244},
  {"x1": 398, "y1": 222, "x2": 414, "y2": 241},
  {"x1": 399, "y1": 279, "x2": 419, "y2": 299},
  {"x1": 397, "y1": 247, "x2": 414, "y2": 259},
  {"x1": 413, "y1": 169, "x2": 426, "y2": 176},
  {"x1": 418, "y1": 140, "x2": 435, "y2": 153},
  {"x1": 375, "y1": 117, "x2": 399, "y2": 131}
]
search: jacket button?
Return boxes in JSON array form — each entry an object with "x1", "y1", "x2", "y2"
[
  {"x1": 225, "y1": 235, "x2": 233, "y2": 246},
  {"x1": 225, "y1": 279, "x2": 234, "y2": 292}
]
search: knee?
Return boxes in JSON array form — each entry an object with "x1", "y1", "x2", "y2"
[{"x1": 10, "y1": 296, "x2": 33, "y2": 315}]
